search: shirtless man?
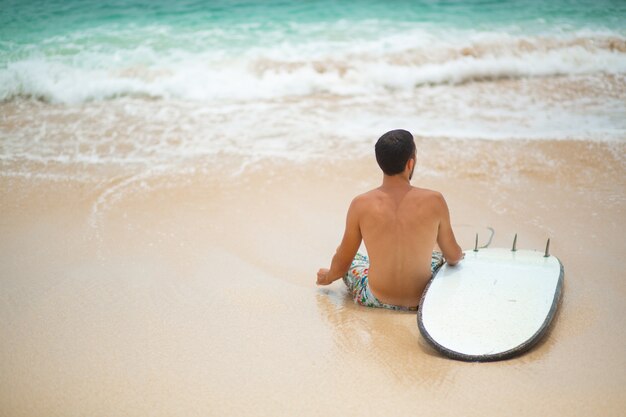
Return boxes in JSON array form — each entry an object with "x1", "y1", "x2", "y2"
[{"x1": 316, "y1": 129, "x2": 463, "y2": 310}]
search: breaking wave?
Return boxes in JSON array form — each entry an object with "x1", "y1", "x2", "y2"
[{"x1": 1, "y1": 26, "x2": 625, "y2": 104}]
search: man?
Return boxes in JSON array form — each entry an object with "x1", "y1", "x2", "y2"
[{"x1": 316, "y1": 129, "x2": 463, "y2": 311}]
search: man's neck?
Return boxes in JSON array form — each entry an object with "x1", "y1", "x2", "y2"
[{"x1": 381, "y1": 173, "x2": 411, "y2": 190}]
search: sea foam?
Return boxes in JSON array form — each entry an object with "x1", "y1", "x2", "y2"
[
  {"x1": 1, "y1": 23, "x2": 625, "y2": 177},
  {"x1": 1, "y1": 26, "x2": 625, "y2": 104}
]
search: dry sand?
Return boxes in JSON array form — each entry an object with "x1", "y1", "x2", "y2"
[{"x1": 1, "y1": 138, "x2": 625, "y2": 416}]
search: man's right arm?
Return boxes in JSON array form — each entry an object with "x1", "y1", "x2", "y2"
[{"x1": 435, "y1": 193, "x2": 463, "y2": 266}]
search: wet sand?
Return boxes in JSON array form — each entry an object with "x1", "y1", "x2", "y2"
[{"x1": 1, "y1": 138, "x2": 625, "y2": 416}]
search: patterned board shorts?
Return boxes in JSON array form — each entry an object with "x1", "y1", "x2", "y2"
[{"x1": 342, "y1": 252, "x2": 444, "y2": 311}]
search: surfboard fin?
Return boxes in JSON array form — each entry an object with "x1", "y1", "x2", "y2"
[
  {"x1": 544, "y1": 238, "x2": 551, "y2": 257},
  {"x1": 512, "y1": 233, "x2": 518, "y2": 252},
  {"x1": 474, "y1": 233, "x2": 478, "y2": 252}
]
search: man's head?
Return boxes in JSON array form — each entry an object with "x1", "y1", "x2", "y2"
[{"x1": 375, "y1": 129, "x2": 416, "y2": 178}]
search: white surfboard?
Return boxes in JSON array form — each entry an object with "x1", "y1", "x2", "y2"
[{"x1": 418, "y1": 248, "x2": 563, "y2": 361}]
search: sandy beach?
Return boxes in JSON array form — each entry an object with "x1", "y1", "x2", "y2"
[
  {"x1": 2, "y1": 0, "x2": 626, "y2": 414},
  {"x1": 1, "y1": 137, "x2": 625, "y2": 416}
]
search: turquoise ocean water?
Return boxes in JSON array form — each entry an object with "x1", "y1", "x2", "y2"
[
  {"x1": 2, "y1": 0, "x2": 625, "y2": 102},
  {"x1": 1, "y1": 0, "x2": 625, "y2": 174}
]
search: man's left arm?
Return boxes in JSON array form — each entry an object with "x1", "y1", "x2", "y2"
[{"x1": 317, "y1": 198, "x2": 363, "y2": 285}]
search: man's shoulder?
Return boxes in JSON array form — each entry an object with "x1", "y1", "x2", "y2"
[
  {"x1": 408, "y1": 187, "x2": 448, "y2": 213},
  {"x1": 348, "y1": 189, "x2": 384, "y2": 212},
  {"x1": 353, "y1": 188, "x2": 381, "y2": 201},
  {"x1": 409, "y1": 186, "x2": 444, "y2": 201},
  {"x1": 348, "y1": 190, "x2": 371, "y2": 207}
]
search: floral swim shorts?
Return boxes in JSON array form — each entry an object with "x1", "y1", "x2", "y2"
[{"x1": 342, "y1": 252, "x2": 444, "y2": 311}]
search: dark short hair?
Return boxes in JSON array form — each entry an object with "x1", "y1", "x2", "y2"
[{"x1": 375, "y1": 129, "x2": 416, "y2": 176}]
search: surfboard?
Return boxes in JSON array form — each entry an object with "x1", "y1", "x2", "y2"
[{"x1": 418, "y1": 247, "x2": 564, "y2": 362}]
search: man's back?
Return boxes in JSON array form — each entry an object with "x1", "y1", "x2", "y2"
[
  {"x1": 316, "y1": 129, "x2": 462, "y2": 310},
  {"x1": 355, "y1": 184, "x2": 452, "y2": 307}
]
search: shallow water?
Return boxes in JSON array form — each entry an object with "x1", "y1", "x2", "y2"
[{"x1": 2, "y1": 1, "x2": 625, "y2": 183}]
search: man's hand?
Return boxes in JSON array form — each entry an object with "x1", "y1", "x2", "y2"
[
  {"x1": 447, "y1": 252, "x2": 465, "y2": 266},
  {"x1": 316, "y1": 268, "x2": 331, "y2": 285}
]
